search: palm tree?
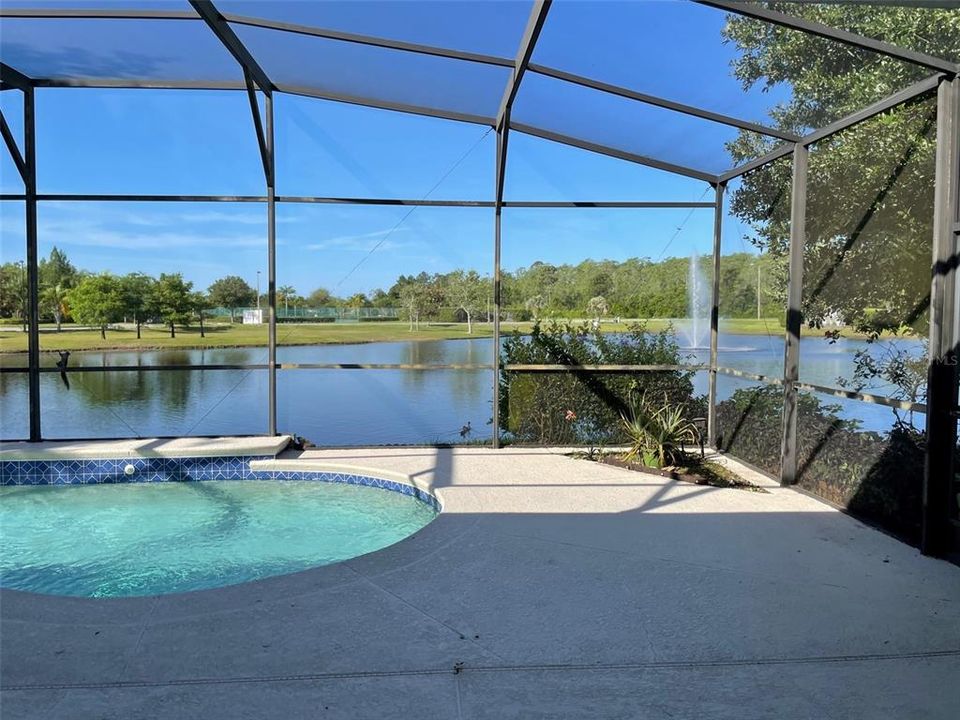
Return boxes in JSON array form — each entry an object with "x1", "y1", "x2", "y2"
[
  {"x1": 278, "y1": 285, "x2": 296, "y2": 318},
  {"x1": 41, "y1": 283, "x2": 69, "y2": 332}
]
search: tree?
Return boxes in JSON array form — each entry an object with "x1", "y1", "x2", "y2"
[
  {"x1": 586, "y1": 295, "x2": 609, "y2": 324},
  {"x1": 154, "y1": 273, "x2": 194, "y2": 338},
  {"x1": 446, "y1": 270, "x2": 486, "y2": 334},
  {"x1": 119, "y1": 273, "x2": 155, "y2": 340},
  {"x1": 41, "y1": 283, "x2": 70, "y2": 332},
  {"x1": 524, "y1": 294, "x2": 546, "y2": 321},
  {"x1": 0, "y1": 262, "x2": 26, "y2": 323},
  {"x1": 38, "y1": 247, "x2": 77, "y2": 294},
  {"x1": 399, "y1": 282, "x2": 425, "y2": 331},
  {"x1": 38, "y1": 247, "x2": 78, "y2": 329},
  {"x1": 207, "y1": 275, "x2": 255, "y2": 323},
  {"x1": 191, "y1": 291, "x2": 213, "y2": 338},
  {"x1": 306, "y1": 287, "x2": 333, "y2": 307},
  {"x1": 277, "y1": 285, "x2": 296, "y2": 316},
  {"x1": 67, "y1": 273, "x2": 124, "y2": 340},
  {"x1": 722, "y1": 6, "x2": 960, "y2": 334},
  {"x1": 345, "y1": 292, "x2": 369, "y2": 309}
]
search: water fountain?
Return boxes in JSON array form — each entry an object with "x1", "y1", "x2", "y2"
[{"x1": 679, "y1": 250, "x2": 711, "y2": 349}]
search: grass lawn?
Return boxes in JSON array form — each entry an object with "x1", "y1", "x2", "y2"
[{"x1": 0, "y1": 317, "x2": 834, "y2": 354}]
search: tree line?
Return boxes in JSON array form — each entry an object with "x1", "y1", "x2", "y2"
[{"x1": 0, "y1": 247, "x2": 784, "y2": 337}]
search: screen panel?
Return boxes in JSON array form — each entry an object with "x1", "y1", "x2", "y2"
[
  {"x1": 35, "y1": 89, "x2": 264, "y2": 195},
  {"x1": 512, "y1": 72, "x2": 767, "y2": 176},
  {"x1": 232, "y1": 23, "x2": 509, "y2": 119},
  {"x1": 0, "y1": 18, "x2": 243, "y2": 83},
  {"x1": 218, "y1": 0, "x2": 531, "y2": 59},
  {"x1": 276, "y1": 93, "x2": 493, "y2": 200}
]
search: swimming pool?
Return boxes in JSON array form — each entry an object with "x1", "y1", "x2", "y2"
[{"x1": 0, "y1": 477, "x2": 438, "y2": 598}]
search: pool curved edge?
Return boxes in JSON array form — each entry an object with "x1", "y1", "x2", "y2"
[
  {"x1": 0, "y1": 459, "x2": 455, "y2": 611},
  {"x1": 247, "y1": 459, "x2": 442, "y2": 512}
]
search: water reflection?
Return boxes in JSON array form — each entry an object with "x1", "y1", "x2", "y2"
[{"x1": 0, "y1": 335, "x2": 924, "y2": 443}]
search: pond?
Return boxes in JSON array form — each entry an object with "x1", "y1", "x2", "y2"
[{"x1": 0, "y1": 333, "x2": 924, "y2": 444}]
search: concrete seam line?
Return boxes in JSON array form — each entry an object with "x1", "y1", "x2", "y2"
[{"x1": 6, "y1": 649, "x2": 959, "y2": 692}]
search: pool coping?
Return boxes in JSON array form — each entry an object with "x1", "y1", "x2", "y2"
[{"x1": 0, "y1": 435, "x2": 293, "y2": 460}]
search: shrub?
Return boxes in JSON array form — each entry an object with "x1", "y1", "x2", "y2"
[
  {"x1": 715, "y1": 385, "x2": 927, "y2": 543},
  {"x1": 500, "y1": 321, "x2": 704, "y2": 445}
]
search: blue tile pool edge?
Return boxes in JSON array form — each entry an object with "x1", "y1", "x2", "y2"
[{"x1": 0, "y1": 457, "x2": 440, "y2": 512}]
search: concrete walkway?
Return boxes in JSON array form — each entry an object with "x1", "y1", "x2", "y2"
[{"x1": 2, "y1": 447, "x2": 958, "y2": 719}]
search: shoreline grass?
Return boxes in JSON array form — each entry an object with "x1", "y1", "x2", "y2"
[{"x1": 0, "y1": 317, "x2": 896, "y2": 355}]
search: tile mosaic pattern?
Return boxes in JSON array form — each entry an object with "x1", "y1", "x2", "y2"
[{"x1": 0, "y1": 457, "x2": 439, "y2": 511}]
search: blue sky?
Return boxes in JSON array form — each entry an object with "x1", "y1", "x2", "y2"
[{"x1": 0, "y1": 1, "x2": 788, "y2": 298}]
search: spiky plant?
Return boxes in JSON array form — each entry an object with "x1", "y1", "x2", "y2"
[{"x1": 621, "y1": 394, "x2": 699, "y2": 469}]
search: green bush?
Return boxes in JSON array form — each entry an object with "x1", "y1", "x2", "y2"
[
  {"x1": 500, "y1": 321, "x2": 704, "y2": 445},
  {"x1": 715, "y1": 385, "x2": 926, "y2": 543}
]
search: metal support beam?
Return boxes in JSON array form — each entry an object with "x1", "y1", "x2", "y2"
[
  {"x1": 492, "y1": 128, "x2": 505, "y2": 448},
  {"x1": 0, "y1": 193, "x2": 715, "y2": 209},
  {"x1": 512, "y1": 122, "x2": 718, "y2": 184},
  {"x1": 492, "y1": 0, "x2": 552, "y2": 448},
  {"x1": 223, "y1": 13, "x2": 514, "y2": 68},
  {"x1": 0, "y1": 107, "x2": 26, "y2": 182},
  {"x1": 923, "y1": 76, "x2": 960, "y2": 556},
  {"x1": 707, "y1": 181, "x2": 725, "y2": 448},
  {"x1": 529, "y1": 64, "x2": 800, "y2": 142},
  {"x1": 265, "y1": 92, "x2": 277, "y2": 436},
  {"x1": 496, "y1": 0, "x2": 551, "y2": 131},
  {"x1": 244, "y1": 70, "x2": 271, "y2": 183},
  {"x1": 804, "y1": 73, "x2": 943, "y2": 146},
  {"x1": 188, "y1": 1, "x2": 273, "y2": 94},
  {"x1": 696, "y1": 0, "x2": 959, "y2": 75},
  {"x1": 24, "y1": 87, "x2": 40, "y2": 441},
  {"x1": 719, "y1": 74, "x2": 942, "y2": 184},
  {"x1": 780, "y1": 144, "x2": 808, "y2": 485},
  {"x1": 0, "y1": 62, "x2": 33, "y2": 91}
]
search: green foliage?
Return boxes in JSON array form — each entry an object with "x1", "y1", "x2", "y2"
[
  {"x1": 722, "y1": 5, "x2": 956, "y2": 335},
  {"x1": 586, "y1": 295, "x2": 609, "y2": 322},
  {"x1": 38, "y1": 246, "x2": 78, "y2": 294},
  {"x1": 621, "y1": 395, "x2": 699, "y2": 469},
  {"x1": 207, "y1": 275, "x2": 256, "y2": 322},
  {"x1": 445, "y1": 270, "x2": 488, "y2": 333},
  {"x1": 118, "y1": 272, "x2": 155, "y2": 336},
  {"x1": 67, "y1": 273, "x2": 125, "y2": 339},
  {"x1": 305, "y1": 287, "x2": 333, "y2": 308},
  {"x1": 0, "y1": 262, "x2": 26, "y2": 322},
  {"x1": 153, "y1": 273, "x2": 194, "y2": 338},
  {"x1": 500, "y1": 321, "x2": 703, "y2": 445},
  {"x1": 715, "y1": 386, "x2": 926, "y2": 543}
]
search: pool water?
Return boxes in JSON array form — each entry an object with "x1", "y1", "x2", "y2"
[{"x1": 0, "y1": 480, "x2": 437, "y2": 597}]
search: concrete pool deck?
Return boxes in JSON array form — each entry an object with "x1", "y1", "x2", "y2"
[{"x1": 1, "y1": 445, "x2": 958, "y2": 719}]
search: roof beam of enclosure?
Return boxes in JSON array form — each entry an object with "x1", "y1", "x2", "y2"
[
  {"x1": 32, "y1": 78, "x2": 247, "y2": 90},
  {"x1": 0, "y1": 107, "x2": 26, "y2": 182},
  {"x1": 222, "y1": 13, "x2": 514, "y2": 68},
  {"x1": 0, "y1": 8, "x2": 516, "y2": 68},
  {"x1": 276, "y1": 83, "x2": 495, "y2": 126},
  {"x1": 244, "y1": 69, "x2": 272, "y2": 183},
  {"x1": 0, "y1": 62, "x2": 33, "y2": 91},
  {"x1": 529, "y1": 64, "x2": 801, "y2": 142},
  {"x1": 0, "y1": 9, "x2": 197, "y2": 19},
  {"x1": 718, "y1": 72, "x2": 944, "y2": 182},
  {"x1": 695, "y1": 0, "x2": 959, "y2": 75},
  {"x1": 27, "y1": 76, "x2": 495, "y2": 125},
  {"x1": 0, "y1": 194, "x2": 714, "y2": 209},
  {"x1": 188, "y1": 1, "x2": 273, "y2": 94},
  {"x1": 512, "y1": 122, "x2": 719, "y2": 184},
  {"x1": 497, "y1": 0, "x2": 551, "y2": 134}
]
